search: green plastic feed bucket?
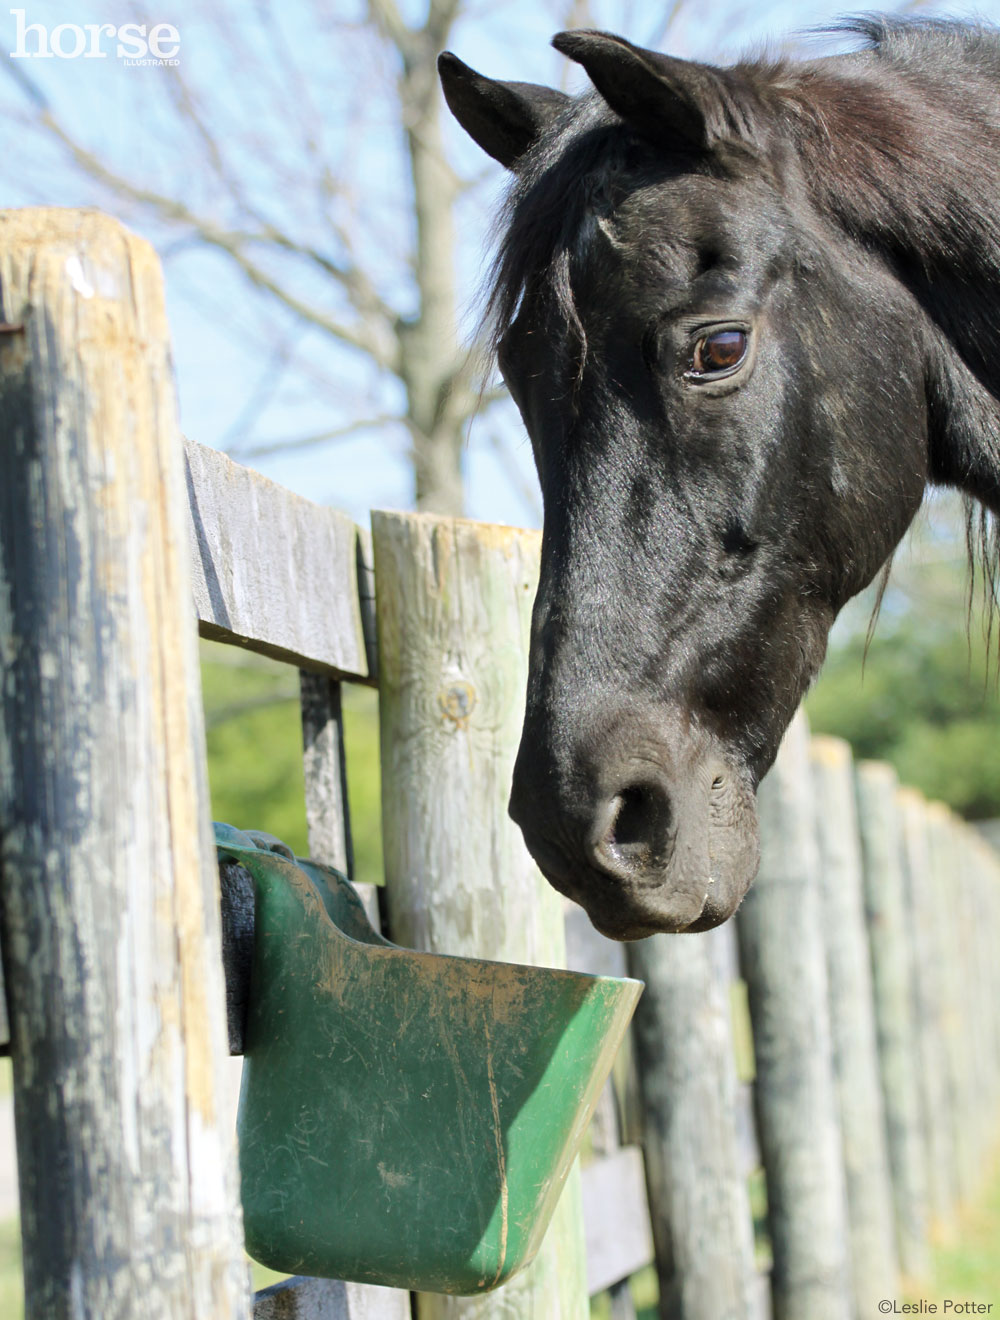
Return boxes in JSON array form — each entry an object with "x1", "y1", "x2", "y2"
[{"x1": 216, "y1": 825, "x2": 642, "y2": 1296}]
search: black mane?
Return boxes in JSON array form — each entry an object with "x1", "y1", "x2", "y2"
[
  {"x1": 486, "y1": 16, "x2": 1000, "y2": 355},
  {"x1": 485, "y1": 16, "x2": 1000, "y2": 627}
]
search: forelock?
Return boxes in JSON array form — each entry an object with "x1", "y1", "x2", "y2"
[{"x1": 484, "y1": 93, "x2": 627, "y2": 367}]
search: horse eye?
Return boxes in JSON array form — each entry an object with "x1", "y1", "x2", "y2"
[{"x1": 689, "y1": 329, "x2": 748, "y2": 378}]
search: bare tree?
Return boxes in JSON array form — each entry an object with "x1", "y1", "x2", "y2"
[
  {"x1": 0, "y1": 0, "x2": 924, "y2": 517},
  {"x1": 2, "y1": 0, "x2": 497, "y2": 513}
]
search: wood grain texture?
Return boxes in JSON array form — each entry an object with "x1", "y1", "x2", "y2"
[
  {"x1": 372, "y1": 510, "x2": 589, "y2": 1320},
  {"x1": 736, "y1": 714, "x2": 851, "y2": 1320},
  {"x1": 627, "y1": 923, "x2": 758, "y2": 1320},
  {"x1": 810, "y1": 738, "x2": 899, "y2": 1313},
  {"x1": 0, "y1": 208, "x2": 249, "y2": 1317},
  {"x1": 855, "y1": 765, "x2": 928, "y2": 1279},
  {"x1": 185, "y1": 437, "x2": 373, "y2": 681}
]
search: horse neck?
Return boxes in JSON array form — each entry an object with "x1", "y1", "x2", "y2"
[
  {"x1": 794, "y1": 48, "x2": 1000, "y2": 387},
  {"x1": 791, "y1": 46, "x2": 1000, "y2": 508}
]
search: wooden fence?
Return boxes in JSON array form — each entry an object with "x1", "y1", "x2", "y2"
[{"x1": 2, "y1": 209, "x2": 1000, "y2": 1319}]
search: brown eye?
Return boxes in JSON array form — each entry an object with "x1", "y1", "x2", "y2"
[{"x1": 689, "y1": 329, "x2": 748, "y2": 378}]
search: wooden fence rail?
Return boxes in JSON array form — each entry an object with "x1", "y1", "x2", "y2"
[{"x1": 3, "y1": 209, "x2": 1000, "y2": 1319}]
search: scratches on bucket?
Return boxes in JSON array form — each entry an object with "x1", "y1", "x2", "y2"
[{"x1": 483, "y1": 1015, "x2": 509, "y2": 1289}]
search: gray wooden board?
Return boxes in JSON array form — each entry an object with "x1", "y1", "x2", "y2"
[
  {"x1": 185, "y1": 438, "x2": 374, "y2": 681},
  {"x1": 254, "y1": 1276, "x2": 410, "y2": 1320},
  {"x1": 581, "y1": 1147, "x2": 654, "y2": 1295}
]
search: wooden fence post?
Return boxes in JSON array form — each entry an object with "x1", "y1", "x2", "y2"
[
  {"x1": 966, "y1": 831, "x2": 1000, "y2": 1168},
  {"x1": 926, "y1": 803, "x2": 976, "y2": 1208},
  {"x1": 810, "y1": 737, "x2": 898, "y2": 1312},
  {"x1": 372, "y1": 511, "x2": 589, "y2": 1320},
  {"x1": 0, "y1": 210, "x2": 249, "y2": 1316},
  {"x1": 627, "y1": 924, "x2": 759, "y2": 1320},
  {"x1": 736, "y1": 712, "x2": 851, "y2": 1320},
  {"x1": 855, "y1": 766, "x2": 927, "y2": 1279},
  {"x1": 896, "y1": 792, "x2": 955, "y2": 1229}
]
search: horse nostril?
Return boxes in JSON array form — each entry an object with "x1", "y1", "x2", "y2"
[
  {"x1": 609, "y1": 787, "x2": 656, "y2": 848},
  {"x1": 591, "y1": 782, "x2": 672, "y2": 878}
]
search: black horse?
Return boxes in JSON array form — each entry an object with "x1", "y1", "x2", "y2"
[{"x1": 439, "y1": 17, "x2": 1000, "y2": 938}]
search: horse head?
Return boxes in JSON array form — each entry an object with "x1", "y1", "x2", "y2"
[{"x1": 440, "y1": 24, "x2": 1000, "y2": 936}]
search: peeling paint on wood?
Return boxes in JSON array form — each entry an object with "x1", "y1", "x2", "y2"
[{"x1": 0, "y1": 207, "x2": 249, "y2": 1318}]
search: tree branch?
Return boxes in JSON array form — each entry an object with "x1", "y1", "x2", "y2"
[
  {"x1": 366, "y1": 0, "x2": 415, "y2": 61},
  {"x1": 0, "y1": 57, "x2": 402, "y2": 369},
  {"x1": 229, "y1": 414, "x2": 404, "y2": 460}
]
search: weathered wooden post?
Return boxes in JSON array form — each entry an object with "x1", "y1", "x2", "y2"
[
  {"x1": 967, "y1": 831, "x2": 1000, "y2": 1158},
  {"x1": 372, "y1": 511, "x2": 589, "y2": 1320},
  {"x1": 736, "y1": 713, "x2": 852, "y2": 1320},
  {"x1": 0, "y1": 210, "x2": 249, "y2": 1316},
  {"x1": 897, "y1": 791, "x2": 956, "y2": 1228},
  {"x1": 627, "y1": 922, "x2": 759, "y2": 1320},
  {"x1": 925, "y1": 803, "x2": 975, "y2": 1207},
  {"x1": 810, "y1": 738, "x2": 898, "y2": 1312},
  {"x1": 855, "y1": 766, "x2": 927, "y2": 1278}
]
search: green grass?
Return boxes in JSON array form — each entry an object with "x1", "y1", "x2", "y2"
[
  {"x1": 905, "y1": 1156, "x2": 1000, "y2": 1306},
  {"x1": 201, "y1": 641, "x2": 384, "y2": 887},
  {"x1": 249, "y1": 1259, "x2": 291, "y2": 1292},
  {"x1": 0, "y1": 1218, "x2": 20, "y2": 1320},
  {"x1": 590, "y1": 1264, "x2": 657, "y2": 1319}
]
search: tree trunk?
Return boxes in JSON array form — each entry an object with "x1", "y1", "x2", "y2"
[{"x1": 399, "y1": 21, "x2": 475, "y2": 516}]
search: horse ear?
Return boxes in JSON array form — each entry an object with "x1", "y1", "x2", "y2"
[
  {"x1": 552, "y1": 30, "x2": 734, "y2": 151},
  {"x1": 438, "y1": 52, "x2": 570, "y2": 168}
]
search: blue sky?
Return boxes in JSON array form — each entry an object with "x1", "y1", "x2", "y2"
[{"x1": 1, "y1": 1, "x2": 995, "y2": 529}]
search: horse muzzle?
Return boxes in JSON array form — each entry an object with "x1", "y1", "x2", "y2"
[{"x1": 508, "y1": 708, "x2": 761, "y2": 938}]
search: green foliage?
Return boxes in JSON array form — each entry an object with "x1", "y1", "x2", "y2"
[
  {"x1": 0, "y1": 1218, "x2": 21, "y2": 1320},
  {"x1": 904, "y1": 1156, "x2": 1000, "y2": 1305},
  {"x1": 201, "y1": 642, "x2": 384, "y2": 886},
  {"x1": 806, "y1": 612, "x2": 1000, "y2": 820},
  {"x1": 589, "y1": 1265, "x2": 657, "y2": 1319}
]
